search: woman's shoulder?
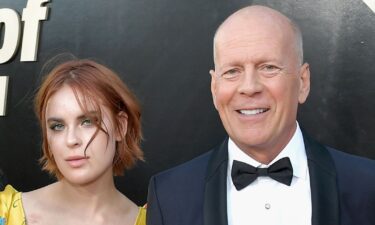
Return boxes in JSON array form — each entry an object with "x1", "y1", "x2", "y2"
[
  {"x1": 134, "y1": 206, "x2": 147, "y2": 225},
  {"x1": 0, "y1": 185, "x2": 26, "y2": 224},
  {"x1": 21, "y1": 183, "x2": 59, "y2": 216},
  {"x1": 22, "y1": 183, "x2": 52, "y2": 199}
]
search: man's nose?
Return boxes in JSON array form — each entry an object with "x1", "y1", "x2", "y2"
[
  {"x1": 237, "y1": 68, "x2": 263, "y2": 96},
  {"x1": 66, "y1": 127, "x2": 82, "y2": 148}
]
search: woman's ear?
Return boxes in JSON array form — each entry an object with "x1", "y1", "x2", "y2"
[{"x1": 116, "y1": 111, "x2": 128, "y2": 142}]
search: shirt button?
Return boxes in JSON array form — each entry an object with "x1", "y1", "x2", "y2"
[{"x1": 265, "y1": 203, "x2": 271, "y2": 209}]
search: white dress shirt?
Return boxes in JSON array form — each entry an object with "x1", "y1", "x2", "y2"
[{"x1": 227, "y1": 123, "x2": 312, "y2": 225}]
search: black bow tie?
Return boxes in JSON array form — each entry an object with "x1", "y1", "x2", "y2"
[{"x1": 231, "y1": 157, "x2": 293, "y2": 190}]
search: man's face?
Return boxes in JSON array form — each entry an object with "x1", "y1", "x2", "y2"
[{"x1": 210, "y1": 19, "x2": 310, "y2": 158}]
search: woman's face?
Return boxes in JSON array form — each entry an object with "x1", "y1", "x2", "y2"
[{"x1": 45, "y1": 85, "x2": 121, "y2": 185}]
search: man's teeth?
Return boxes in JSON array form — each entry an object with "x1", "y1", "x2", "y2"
[{"x1": 239, "y1": 109, "x2": 267, "y2": 115}]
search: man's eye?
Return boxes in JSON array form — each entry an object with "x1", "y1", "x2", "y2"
[
  {"x1": 226, "y1": 69, "x2": 238, "y2": 74},
  {"x1": 259, "y1": 64, "x2": 281, "y2": 76},
  {"x1": 221, "y1": 69, "x2": 240, "y2": 79},
  {"x1": 50, "y1": 123, "x2": 64, "y2": 131},
  {"x1": 265, "y1": 65, "x2": 278, "y2": 70}
]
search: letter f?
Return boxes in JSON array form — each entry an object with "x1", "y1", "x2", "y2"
[{"x1": 21, "y1": 0, "x2": 51, "y2": 62}]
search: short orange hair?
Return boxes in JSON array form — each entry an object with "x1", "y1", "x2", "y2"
[{"x1": 34, "y1": 59, "x2": 143, "y2": 179}]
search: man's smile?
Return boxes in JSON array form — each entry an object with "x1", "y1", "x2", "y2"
[{"x1": 237, "y1": 108, "x2": 270, "y2": 115}]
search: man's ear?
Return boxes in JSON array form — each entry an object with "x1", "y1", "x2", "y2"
[
  {"x1": 210, "y1": 69, "x2": 218, "y2": 110},
  {"x1": 116, "y1": 112, "x2": 128, "y2": 142},
  {"x1": 298, "y1": 63, "x2": 310, "y2": 104}
]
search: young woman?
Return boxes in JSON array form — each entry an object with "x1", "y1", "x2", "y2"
[{"x1": 0, "y1": 59, "x2": 145, "y2": 224}]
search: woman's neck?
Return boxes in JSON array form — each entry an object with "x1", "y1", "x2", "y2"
[{"x1": 53, "y1": 171, "x2": 124, "y2": 214}]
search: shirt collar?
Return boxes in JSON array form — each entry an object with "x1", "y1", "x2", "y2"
[{"x1": 228, "y1": 122, "x2": 308, "y2": 179}]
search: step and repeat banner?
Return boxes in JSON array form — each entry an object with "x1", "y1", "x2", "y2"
[{"x1": 0, "y1": 0, "x2": 374, "y2": 204}]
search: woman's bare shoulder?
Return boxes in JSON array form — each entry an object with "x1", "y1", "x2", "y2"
[
  {"x1": 21, "y1": 183, "x2": 59, "y2": 224},
  {"x1": 22, "y1": 183, "x2": 57, "y2": 205}
]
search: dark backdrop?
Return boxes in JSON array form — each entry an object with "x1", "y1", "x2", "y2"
[{"x1": 0, "y1": 0, "x2": 374, "y2": 205}]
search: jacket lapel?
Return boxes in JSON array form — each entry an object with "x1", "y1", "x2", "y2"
[
  {"x1": 202, "y1": 133, "x2": 340, "y2": 225},
  {"x1": 204, "y1": 139, "x2": 229, "y2": 225},
  {"x1": 303, "y1": 133, "x2": 340, "y2": 225}
]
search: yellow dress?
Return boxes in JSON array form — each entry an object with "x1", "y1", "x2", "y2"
[
  {"x1": 0, "y1": 185, "x2": 146, "y2": 225},
  {"x1": 135, "y1": 206, "x2": 146, "y2": 225},
  {"x1": 0, "y1": 185, "x2": 25, "y2": 225}
]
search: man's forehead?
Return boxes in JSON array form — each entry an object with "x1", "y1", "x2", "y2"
[
  {"x1": 215, "y1": 24, "x2": 292, "y2": 57},
  {"x1": 214, "y1": 6, "x2": 294, "y2": 42}
]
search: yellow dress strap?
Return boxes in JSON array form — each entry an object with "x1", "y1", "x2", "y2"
[
  {"x1": 0, "y1": 185, "x2": 26, "y2": 225},
  {"x1": 134, "y1": 206, "x2": 146, "y2": 225}
]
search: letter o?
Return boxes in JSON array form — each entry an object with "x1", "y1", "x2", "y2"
[{"x1": 0, "y1": 8, "x2": 21, "y2": 64}]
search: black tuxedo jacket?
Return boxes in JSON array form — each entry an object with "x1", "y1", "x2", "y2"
[{"x1": 147, "y1": 134, "x2": 375, "y2": 225}]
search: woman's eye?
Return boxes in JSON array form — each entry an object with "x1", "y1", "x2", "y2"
[
  {"x1": 50, "y1": 123, "x2": 64, "y2": 131},
  {"x1": 81, "y1": 118, "x2": 93, "y2": 126}
]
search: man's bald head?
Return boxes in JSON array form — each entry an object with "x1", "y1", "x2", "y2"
[{"x1": 213, "y1": 5, "x2": 303, "y2": 66}]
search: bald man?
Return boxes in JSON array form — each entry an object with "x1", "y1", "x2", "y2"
[{"x1": 147, "y1": 5, "x2": 375, "y2": 225}]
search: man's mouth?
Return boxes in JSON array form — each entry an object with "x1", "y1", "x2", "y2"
[{"x1": 237, "y1": 108, "x2": 269, "y2": 115}]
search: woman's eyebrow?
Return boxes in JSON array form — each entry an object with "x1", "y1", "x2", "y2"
[
  {"x1": 46, "y1": 117, "x2": 63, "y2": 123},
  {"x1": 47, "y1": 111, "x2": 99, "y2": 123}
]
